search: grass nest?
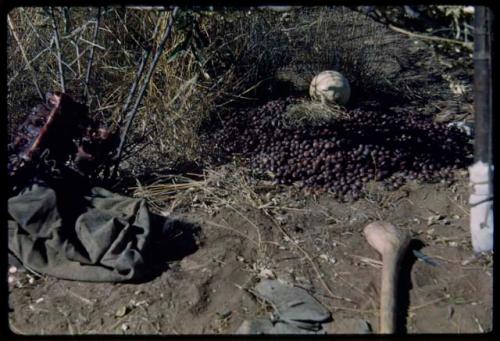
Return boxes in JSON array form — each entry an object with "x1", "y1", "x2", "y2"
[{"x1": 283, "y1": 100, "x2": 352, "y2": 128}]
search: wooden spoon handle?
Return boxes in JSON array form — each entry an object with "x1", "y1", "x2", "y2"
[{"x1": 380, "y1": 251, "x2": 399, "y2": 333}]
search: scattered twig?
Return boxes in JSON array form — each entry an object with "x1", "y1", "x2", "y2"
[
  {"x1": 78, "y1": 36, "x2": 105, "y2": 50},
  {"x1": 126, "y1": 6, "x2": 167, "y2": 11},
  {"x1": 66, "y1": 43, "x2": 92, "y2": 67},
  {"x1": 7, "y1": 47, "x2": 51, "y2": 87},
  {"x1": 349, "y1": 254, "x2": 383, "y2": 268},
  {"x1": 389, "y1": 24, "x2": 473, "y2": 50},
  {"x1": 20, "y1": 8, "x2": 45, "y2": 42},
  {"x1": 49, "y1": 7, "x2": 66, "y2": 92},
  {"x1": 7, "y1": 14, "x2": 44, "y2": 99},
  {"x1": 67, "y1": 290, "x2": 95, "y2": 306},
  {"x1": 228, "y1": 204, "x2": 262, "y2": 249},
  {"x1": 118, "y1": 42, "x2": 152, "y2": 123},
  {"x1": 84, "y1": 7, "x2": 101, "y2": 102},
  {"x1": 72, "y1": 40, "x2": 82, "y2": 75},
  {"x1": 264, "y1": 208, "x2": 355, "y2": 305},
  {"x1": 62, "y1": 7, "x2": 71, "y2": 34},
  {"x1": 57, "y1": 307, "x2": 76, "y2": 334},
  {"x1": 473, "y1": 316, "x2": 485, "y2": 333},
  {"x1": 205, "y1": 220, "x2": 260, "y2": 247},
  {"x1": 111, "y1": 7, "x2": 179, "y2": 180},
  {"x1": 60, "y1": 21, "x2": 96, "y2": 40},
  {"x1": 409, "y1": 295, "x2": 450, "y2": 312},
  {"x1": 121, "y1": 140, "x2": 153, "y2": 162}
]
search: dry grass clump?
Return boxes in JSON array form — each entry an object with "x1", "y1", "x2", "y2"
[
  {"x1": 131, "y1": 164, "x2": 274, "y2": 215},
  {"x1": 7, "y1": 6, "x2": 414, "y2": 177},
  {"x1": 283, "y1": 100, "x2": 352, "y2": 127}
]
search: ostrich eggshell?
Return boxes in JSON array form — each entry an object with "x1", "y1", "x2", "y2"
[{"x1": 309, "y1": 70, "x2": 351, "y2": 105}]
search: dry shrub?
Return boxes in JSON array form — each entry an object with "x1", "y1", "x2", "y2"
[
  {"x1": 235, "y1": 7, "x2": 409, "y2": 100},
  {"x1": 7, "y1": 6, "x2": 416, "y2": 177}
]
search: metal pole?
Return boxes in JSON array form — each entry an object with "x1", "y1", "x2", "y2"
[
  {"x1": 473, "y1": 6, "x2": 492, "y2": 164},
  {"x1": 469, "y1": 6, "x2": 494, "y2": 253}
]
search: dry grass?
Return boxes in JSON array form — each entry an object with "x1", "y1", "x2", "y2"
[
  {"x1": 284, "y1": 100, "x2": 352, "y2": 127},
  {"x1": 7, "y1": 6, "x2": 413, "y2": 178},
  {"x1": 131, "y1": 164, "x2": 270, "y2": 214}
]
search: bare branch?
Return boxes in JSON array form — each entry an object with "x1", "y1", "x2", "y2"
[
  {"x1": 79, "y1": 36, "x2": 105, "y2": 50},
  {"x1": 74, "y1": 41, "x2": 82, "y2": 75},
  {"x1": 84, "y1": 7, "x2": 101, "y2": 102},
  {"x1": 118, "y1": 15, "x2": 162, "y2": 125},
  {"x1": 111, "y1": 7, "x2": 179, "y2": 180},
  {"x1": 60, "y1": 21, "x2": 96, "y2": 40},
  {"x1": 7, "y1": 14, "x2": 44, "y2": 99},
  {"x1": 20, "y1": 8, "x2": 45, "y2": 42},
  {"x1": 62, "y1": 7, "x2": 71, "y2": 34},
  {"x1": 7, "y1": 47, "x2": 51, "y2": 87},
  {"x1": 126, "y1": 6, "x2": 167, "y2": 11},
  {"x1": 388, "y1": 24, "x2": 473, "y2": 50},
  {"x1": 49, "y1": 7, "x2": 66, "y2": 92}
]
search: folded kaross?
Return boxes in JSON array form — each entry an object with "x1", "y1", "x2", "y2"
[{"x1": 363, "y1": 221, "x2": 410, "y2": 333}]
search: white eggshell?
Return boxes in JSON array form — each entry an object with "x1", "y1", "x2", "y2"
[{"x1": 309, "y1": 70, "x2": 351, "y2": 105}]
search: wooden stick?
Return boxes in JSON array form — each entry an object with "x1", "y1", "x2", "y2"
[{"x1": 364, "y1": 221, "x2": 410, "y2": 333}]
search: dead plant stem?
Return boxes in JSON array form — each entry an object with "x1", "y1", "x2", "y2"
[
  {"x1": 49, "y1": 7, "x2": 66, "y2": 92},
  {"x1": 264, "y1": 209, "x2": 354, "y2": 304},
  {"x1": 7, "y1": 14, "x2": 44, "y2": 99},
  {"x1": 84, "y1": 7, "x2": 101, "y2": 102},
  {"x1": 112, "y1": 7, "x2": 178, "y2": 180},
  {"x1": 389, "y1": 24, "x2": 473, "y2": 50}
]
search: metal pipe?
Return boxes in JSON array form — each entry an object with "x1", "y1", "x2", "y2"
[{"x1": 469, "y1": 6, "x2": 494, "y2": 253}]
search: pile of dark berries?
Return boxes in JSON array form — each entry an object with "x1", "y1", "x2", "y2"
[{"x1": 213, "y1": 96, "x2": 473, "y2": 201}]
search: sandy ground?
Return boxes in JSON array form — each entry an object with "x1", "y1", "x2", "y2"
[{"x1": 8, "y1": 173, "x2": 492, "y2": 335}]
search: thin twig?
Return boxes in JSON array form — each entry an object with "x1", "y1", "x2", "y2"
[
  {"x1": 67, "y1": 42, "x2": 92, "y2": 67},
  {"x1": 7, "y1": 14, "x2": 44, "y2": 99},
  {"x1": 60, "y1": 21, "x2": 96, "y2": 40},
  {"x1": 49, "y1": 7, "x2": 66, "y2": 92},
  {"x1": 111, "y1": 7, "x2": 179, "y2": 180},
  {"x1": 62, "y1": 7, "x2": 71, "y2": 34},
  {"x1": 205, "y1": 221, "x2": 260, "y2": 247},
  {"x1": 126, "y1": 6, "x2": 167, "y2": 11},
  {"x1": 73, "y1": 41, "x2": 82, "y2": 75},
  {"x1": 118, "y1": 16, "x2": 162, "y2": 126},
  {"x1": 121, "y1": 140, "x2": 153, "y2": 162},
  {"x1": 349, "y1": 254, "x2": 383, "y2": 268},
  {"x1": 67, "y1": 290, "x2": 95, "y2": 306},
  {"x1": 389, "y1": 24, "x2": 473, "y2": 50},
  {"x1": 84, "y1": 7, "x2": 101, "y2": 102},
  {"x1": 228, "y1": 204, "x2": 262, "y2": 249},
  {"x1": 78, "y1": 36, "x2": 105, "y2": 50},
  {"x1": 20, "y1": 8, "x2": 44, "y2": 42},
  {"x1": 409, "y1": 295, "x2": 450, "y2": 312},
  {"x1": 7, "y1": 49, "x2": 51, "y2": 86},
  {"x1": 263, "y1": 208, "x2": 355, "y2": 304}
]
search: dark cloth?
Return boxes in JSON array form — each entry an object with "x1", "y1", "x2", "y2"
[{"x1": 8, "y1": 183, "x2": 153, "y2": 282}]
